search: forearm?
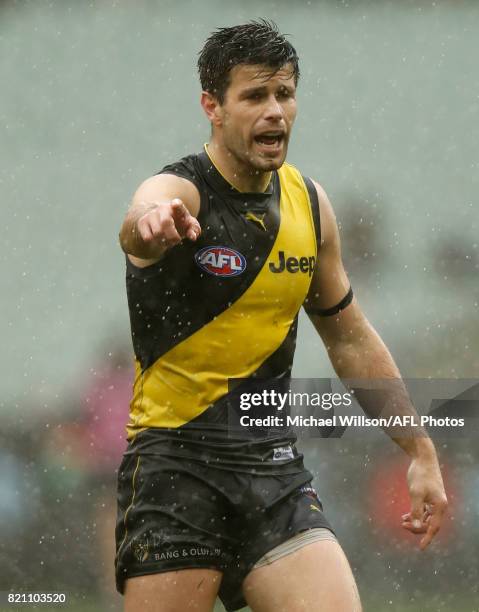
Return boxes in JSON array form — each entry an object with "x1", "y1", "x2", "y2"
[
  {"x1": 330, "y1": 326, "x2": 447, "y2": 549},
  {"x1": 325, "y1": 323, "x2": 435, "y2": 459},
  {"x1": 326, "y1": 318, "x2": 398, "y2": 379}
]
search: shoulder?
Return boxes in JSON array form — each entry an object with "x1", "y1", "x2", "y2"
[
  {"x1": 310, "y1": 179, "x2": 339, "y2": 249},
  {"x1": 133, "y1": 174, "x2": 200, "y2": 213},
  {"x1": 278, "y1": 161, "x2": 317, "y2": 200},
  {"x1": 279, "y1": 162, "x2": 322, "y2": 201},
  {"x1": 277, "y1": 160, "x2": 302, "y2": 183},
  {"x1": 133, "y1": 153, "x2": 203, "y2": 217},
  {"x1": 278, "y1": 163, "x2": 339, "y2": 248},
  {"x1": 157, "y1": 152, "x2": 203, "y2": 187}
]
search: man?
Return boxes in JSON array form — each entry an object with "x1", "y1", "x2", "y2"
[{"x1": 117, "y1": 21, "x2": 447, "y2": 612}]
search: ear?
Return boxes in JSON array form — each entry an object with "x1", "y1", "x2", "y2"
[{"x1": 201, "y1": 91, "x2": 223, "y2": 127}]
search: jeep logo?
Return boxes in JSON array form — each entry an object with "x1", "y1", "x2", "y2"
[{"x1": 269, "y1": 251, "x2": 316, "y2": 277}]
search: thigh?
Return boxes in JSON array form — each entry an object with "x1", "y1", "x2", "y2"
[
  {"x1": 242, "y1": 539, "x2": 362, "y2": 612},
  {"x1": 115, "y1": 452, "x2": 233, "y2": 596},
  {"x1": 124, "y1": 568, "x2": 222, "y2": 612}
]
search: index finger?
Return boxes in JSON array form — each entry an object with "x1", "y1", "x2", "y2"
[
  {"x1": 419, "y1": 512, "x2": 442, "y2": 550},
  {"x1": 170, "y1": 198, "x2": 191, "y2": 219}
]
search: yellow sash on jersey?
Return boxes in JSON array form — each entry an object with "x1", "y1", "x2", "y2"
[{"x1": 127, "y1": 163, "x2": 317, "y2": 436}]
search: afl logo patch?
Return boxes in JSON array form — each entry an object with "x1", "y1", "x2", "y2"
[{"x1": 195, "y1": 246, "x2": 247, "y2": 277}]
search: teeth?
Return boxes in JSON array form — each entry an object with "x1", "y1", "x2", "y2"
[{"x1": 256, "y1": 135, "x2": 282, "y2": 143}]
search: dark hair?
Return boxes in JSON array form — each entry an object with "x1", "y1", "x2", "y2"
[{"x1": 198, "y1": 20, "x2": 299, "y2": 104}]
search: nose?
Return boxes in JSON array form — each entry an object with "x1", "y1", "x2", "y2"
[{"x1": 263, "y1": 94, "x2": 283, "y2": 121}]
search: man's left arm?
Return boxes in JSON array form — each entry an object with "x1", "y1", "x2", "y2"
[{"x1": 304, "y1": 180, "x2": 448, "y2": 550}]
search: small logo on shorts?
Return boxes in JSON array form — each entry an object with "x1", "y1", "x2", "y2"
[
  {"x1": 300, "y1": 485, "x2": 318, "y2": 499},
  {"x1": 132, "y1": 537, "x2": 150, "y2": 563},
  {"x1": 272, "y1": 446, "x2": 295, "y2": 461},
  {"x1": 300, "y1": 485, "x2": 323, "y2": 510}
]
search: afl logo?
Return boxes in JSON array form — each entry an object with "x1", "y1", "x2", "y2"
[{"x1": 195, "y1": 246, "x2": 247, "y2": 277}]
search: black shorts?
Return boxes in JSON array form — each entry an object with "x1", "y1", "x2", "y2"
[{"x1": 115, "y1": 446, "x2": 334, "y2": 611}]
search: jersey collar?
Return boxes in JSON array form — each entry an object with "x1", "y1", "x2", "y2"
[{"x1": 199, "y1": 145, "x2": 275, "y2": 203}]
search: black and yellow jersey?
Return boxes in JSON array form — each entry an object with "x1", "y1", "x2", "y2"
[{"x1": 124, "y1": 147, "x2": 320, "y2": 470}]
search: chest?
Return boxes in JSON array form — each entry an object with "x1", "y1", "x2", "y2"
[{"x1": 185, "y1": 186, "x2": 317, "y2": 314}]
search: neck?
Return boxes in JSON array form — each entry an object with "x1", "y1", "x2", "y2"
[{"x1": 206, "y1": 140, "x2": 272, "y2": 193}]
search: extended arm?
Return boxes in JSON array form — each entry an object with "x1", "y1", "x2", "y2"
[
  {"x1": 119, "y1": 173, "x2": 201, "y2": 264},
  {"x1": 305, "y1": 180, "x2": 448, "y2": 549}
]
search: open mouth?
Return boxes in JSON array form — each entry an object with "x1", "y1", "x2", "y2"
[{"x1": 254, "y1": 132, "x2": 285, "y2": 150}]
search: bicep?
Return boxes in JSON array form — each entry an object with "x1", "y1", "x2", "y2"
[
  {"x1": 303, "y1": 183, "x2": 386, "y2": 355},
  {"x1": 304, "y1": 181, "x2": 351, "y2": 315},
  {"x1": 303, "y1": 182, "x2": 375, "y2": 346},
  {"x1": 129, "y1": 173, "x2": 201, "y2": 218}
]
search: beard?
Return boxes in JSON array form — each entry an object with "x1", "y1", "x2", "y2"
[{"x1": 224, "y1": 132, "x2": 289, "y2": 174}]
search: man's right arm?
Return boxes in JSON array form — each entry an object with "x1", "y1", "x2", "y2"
[{"x1": 119, "y1": 173, "x2": 201, "y2": 266}]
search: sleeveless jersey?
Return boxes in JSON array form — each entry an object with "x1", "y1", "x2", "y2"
[{"x1": 124, "y1": 148, "x2": 320, "y2": 471}]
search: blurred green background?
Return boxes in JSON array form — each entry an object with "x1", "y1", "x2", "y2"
[{"x1": 0, "y1": 1, "x2": 478, "y2": 610}]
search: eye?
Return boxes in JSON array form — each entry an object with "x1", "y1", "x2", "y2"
[{"x1": 277, "y1": 89, "x2": 293, "y2": 100}]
